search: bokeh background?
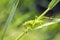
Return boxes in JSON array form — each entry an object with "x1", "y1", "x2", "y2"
[{"x1": 0, "y1": 0, "x2": 60, "y2": 40}]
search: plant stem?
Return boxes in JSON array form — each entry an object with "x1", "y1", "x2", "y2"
[
  {"x1": 16, "y1": 29, "x2": 28, "y2": 40},
  {"x1": 37, "y1": 8, "x2": 50, "y2": 20},
  {"x1": 1, "y1": 0, "x2": 19, "y2": 40},
  {"x1": 33, "y1": 19, "x2": 60, "y2": 30}
]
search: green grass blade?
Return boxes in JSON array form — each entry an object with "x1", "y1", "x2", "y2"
[
  {"x1": 37, "y1": 0, "x2": 60, "y2": 20},
  {"x1": 16, "y1": 29, "x2": 28, "y2": 40},
  {"x1": 34, "y1": 19, "x2": 60, "y2": 30},
  {"x1": 48, "y1": 0, "x2": 60, "y2": 10},
  {"x1": 37, "y1": 8, "x2": 50, "y2": 20},
  {"x1": 1, "y1": 0, "x2": 20, "y2": 40}
]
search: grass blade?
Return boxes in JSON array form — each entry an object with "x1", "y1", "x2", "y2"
[
  {"x1": 34, "y1": 19, "x2": 60, "y2": 30},
  {"x1": 48, "y1": 0, "x2": 60, "y2": 10},
  {"x1": 37, "y1": 0, "x2": 60, "y2": 20},
  {"x1": 1, "y1": 0, "x2": 20, "y2": 40},
  {"x1": 37, "y1": 8, "x2": 50, "y2": 20},
  {"x1": 16, "y1": 29, "x2": 28, "y2": 40}
]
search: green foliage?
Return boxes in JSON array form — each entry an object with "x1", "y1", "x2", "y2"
[
  {"x1": 23, "y1": 0, "x2": 60, "y2": 30},
  {"x1": 1, "y1": 0, "x2": 20, "y2": 40},
  {"x1": 0, "y1": 0, "x2": 60, "y2": 40},
  {"x1": 48, "y1": 0, "x2": 60, "y2": 10},
  {"x1": 37, "y1": 0, "x2": 60, "y2": 20},
  {"x1": 19, "y1": 0, "x2": 60, "y2": 40}
]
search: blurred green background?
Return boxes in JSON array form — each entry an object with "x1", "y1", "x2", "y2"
[{"x1": 0, "y1": 0, "x2": 60, "y2": 40}]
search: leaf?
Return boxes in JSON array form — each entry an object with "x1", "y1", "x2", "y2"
[
  {"x1": 37, "y1": 0, "x2": 60, "y2": 20},
  {"x1": 33, "y1": 19, "x2": 60, "y2": 30},
  {"x1": 1, "y1": 0, "x2": 20, "y2": 40},
  {"x1": 48, "y1": 0, "x2": 60, "y2": 10}
]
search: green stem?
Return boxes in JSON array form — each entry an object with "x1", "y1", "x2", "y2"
[
  {"x1": 16, "y1": 29, "x2": 28, "y2": 40},
  {"x1": 37, "y1": 8, "x2": 50, "y2": 20},
  {"x1": 33, "y1": 19, "x2": 60, "y2": 30},
  {"x1": 37, "y1": 0, "x2": 60, "y2": 20}
]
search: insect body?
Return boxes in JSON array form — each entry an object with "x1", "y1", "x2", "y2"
[
  {"x1": 23, "y1": 19, "x2": 44, "y2": 30},
  {"x1": 23, "y1": 17, "x2": 52, "y2": 30}
]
